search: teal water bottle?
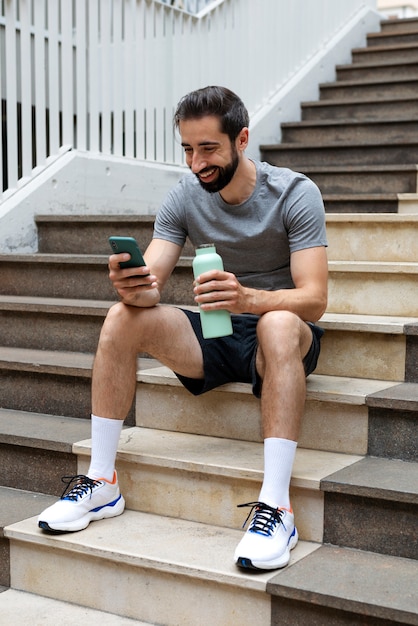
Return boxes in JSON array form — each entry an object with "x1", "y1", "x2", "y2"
[{"x1": 193, "y1": 244, "x2": 233, "y2": 339}]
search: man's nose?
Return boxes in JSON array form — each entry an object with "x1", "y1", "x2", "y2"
[{"x1": 191, "y1": 153, "x2": 207, "y2": 173}]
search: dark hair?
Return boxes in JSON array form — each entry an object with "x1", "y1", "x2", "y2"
[{"x1": 174, "y1": 86, "x2": 249, "y2": 142}]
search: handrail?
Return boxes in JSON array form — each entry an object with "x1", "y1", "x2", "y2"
[{"x1": 0, "y1": 0, "x2": 377, "y2": 200}]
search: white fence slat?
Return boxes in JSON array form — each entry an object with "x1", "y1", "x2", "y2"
[
  {"x1": 5, "y1": 0, "x2": 18, "y2": 188},
  {"x1": 123, "y1": 0, "x2": 134, "y2": 158},
  {"x1": 47, "y1": 0, "x2": 60, "y2": 155},
  {"x1": 88, "y1": 0, "x2": 100, "y2": 152},
  {"x1": 33, "y1": 0, "x2": 47, "y2": 165},
  {"x1": 19, "y1": 0, "x2": 32, "y2": 178},
  {"x1": 76, "y1": 0, "x2": 87, "y2": 151},
  {"x1": 61, "y1": 0, "x2": 74, "y2": 147},
  {"x1": 100, "y1": 0, "x2": 112, "y2": 154}
]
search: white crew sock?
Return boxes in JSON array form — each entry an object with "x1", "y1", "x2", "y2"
[
  {"x1": 258, "y1": 437, "x2": 298, "y2": 510},
  {"x1": 87, "y1": 414, "x2": 124, "y2": 481}
]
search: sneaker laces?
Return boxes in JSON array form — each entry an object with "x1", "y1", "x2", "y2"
[
  {"x1": 60, "y1": 474, "x2": 101, "y2": 501},
  {"x1": 237, "y1": 501, "x2": 285, "y2": 537}
]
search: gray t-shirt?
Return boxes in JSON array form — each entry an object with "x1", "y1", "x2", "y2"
[{"x1": 153, "y1": 160, "x2": 327, "y2": 290}]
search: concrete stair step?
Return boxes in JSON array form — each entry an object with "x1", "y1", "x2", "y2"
[
  {"x1": 1, "y1": 294, "x2": 417, "y2": 379},
  {"x1": 301, "y1": 165, "x2": 418, "y2": 195},
  {"x1": 134, "y1": 360, "x2": 396, "y2": 454},
  {"x1": 319, "y1": 76, "x2": 418, "y2": 100},
  {"x1": 322, "y1": 193, "x2": 398, "y2": 213},
  {"x1": 0, "y1": 589, "x2": 148, "y2": 625},
  {"x1": 0, "y1": 408, "x2": 91, "y2": 494},
  {"x1": 328, "y1": 260, "x2": 418, "y2": 317},
  {"x1": 0, "y1": 487, "x2": 56, "y2": 587},
  {"x1": 366, "y1": 382, "x2": 418, "y2": 462},
  {"x1": 380, "y1": 16, "x2": 418, "y2": 34},
  {"x1": 75, "y1": 426, "x2": 362, "y2": 542},
  {"x1": 0, "y1": 254, "x2": 191, "y2": 303},
  {"x1": 3, "y1": 254, "x2": 418, "y2": 314},
  {"x1": 322, "y1": 456, "x2": 418, "y2": 559},
  {"x1": 336, "y1": 58, "x2": 418, "y2": 81},
  {"x1": 5, "y1": 512, "x2": 319, "y2": 625},
  {"x1": 0, "y1": 295, "x2": 111, "y2": 353},
  {"x1": 367, "y1": 28, "x2": 418, "y2": 48},
  {"x1": 301, "y1": 97, "x2": 418, "y2": 122},
  {"x1": 352, "y1": 41, "x2": 418, "y2": 64},
  {"x1": 35, "y1": 213, "x2": 195, "y2": 256},
  {"x1": 0, "y1": 348, "x2": 159, "y2": 421},
  {"x1": 326, "y1": 213, "x2": 418, "y2": 261},
  {"x1": 281, "y1": 118, "x2": 418, "y2": 144},
  {"x1": 261, "y1": 139, "x2": 418, "y2": 167},
  {"x1": 267, "y1": 545, "x2": 418, "y2": 625}
]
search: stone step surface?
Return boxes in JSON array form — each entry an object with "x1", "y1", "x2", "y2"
[
  {"x1": 325, "y1": 213, "x2": 418, "y2": 261},
  {"x1": 301, "y1": 96, "x2": 418, "y2": 121},
  {"x1": 5, "y1": 512, "x2": 319, "y2": 626},
  {"x1": 1, "y1": 302, "x2": 416, "y2": 380},
  {"x1": 281, "y1": 118, "x2": 418, "y2": 144},
  {"x1": 322, "y1": 193, "x2": 398, "y2": 213},
  {"x1": 267, "y1": 545, "x2": 418, "y2": 625},
  {"x1": 261, "y1": 140, "x2": 418, "y2": 167},
  {"x1": 0, "y1": 588, "x2": 153, "y2": 625},
  {"x1": 75, "y1": 425, "x2": 363, "y2": 543},
  {"x1": 366, "y1": 28, "x2": 418, "y2": 47},
  {"x1": 319, "y1": 77, "x2": 418, "y2": 100},
  {"x1": 2, "y1": 255, "x2": 418, "y2": 315},
  {"x1": 380, "y1": 16, "x2": 418, "y2": 34},
  {"x1": 0, "y1": 408, "x2": 91, "y2": 494},
  {"x1": 35, "y1": 207, "x2": 418, "y2": 256},
  {"x1": 352, "y1": 41, "x2": 418, "y2": 64},
  {"x1": 0, "y1": 487, "x2": 56, "y2": 587},
  {"x1": 0, "y1": 346, "x2": 398, "y2": 450},
  {"x1": 336, "y1": 58, "x2": 418, "y2": 81},
  {"x1": 322, "y1": 456, "x2": 418, "y2": 560}
]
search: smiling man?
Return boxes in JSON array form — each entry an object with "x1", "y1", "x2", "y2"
[{"x1": 38, "y1": 86, "x2": 328, "y2": 572}]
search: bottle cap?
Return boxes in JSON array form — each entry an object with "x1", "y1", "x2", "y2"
[{"x1": 197, "y1": 243, "x2": 215, "y2": 249}]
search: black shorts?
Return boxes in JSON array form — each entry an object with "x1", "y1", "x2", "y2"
[{"x1": 174, "y1": 309, "x2": 324, "y2": 398}]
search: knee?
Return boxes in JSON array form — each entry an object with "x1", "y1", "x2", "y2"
[
  {"x1": 257, "y1": 310, "x2": 301, "y2": 339},
  {"x1": 99, "y1": 302, "x2": 138, "y2": 346}
]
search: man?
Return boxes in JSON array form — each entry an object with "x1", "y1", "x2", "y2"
[{"x1": 38, "y1": 86, "x2": 328, "y2": 571}]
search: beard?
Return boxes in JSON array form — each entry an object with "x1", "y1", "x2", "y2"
[{"x1": 195, "y1": 145, "x2": 239, "y2": 193}]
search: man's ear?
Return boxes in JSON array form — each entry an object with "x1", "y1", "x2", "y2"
[{"x1": 236, "y1": 127, "x2": 249, "y2": 152}]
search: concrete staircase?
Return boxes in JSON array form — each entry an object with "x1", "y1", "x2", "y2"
[{"x1": 1, "y1": 14, "x2": 418, "y2": 626}]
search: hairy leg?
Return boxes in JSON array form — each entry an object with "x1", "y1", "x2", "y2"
[
  {"x1": 255, "y1": 311, "x2": 313, "y2": 440},
  {"x1": 92, "y1": 303, "x2": 203, "y2": 419}
]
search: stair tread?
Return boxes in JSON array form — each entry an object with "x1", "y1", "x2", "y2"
[
  {"x1": 0, "y1": 294, "x2": 113, "y2": 313},
  {"x1": 267, "y1": 545, "x2": 418, "y2": 623},
  {"x1": 74, "y1": 426, "x2": 363, "y2": 491},
  {"x1": 282, "y1": 117, "x2": 418, "y2": 128},
  {"x1": 261, "y1": 137, "x2": 418, "y2": 149},
  {"x1": 0, "y1": 589, "x2": 147, "y2": 625},
  {"x1": 0, "y1": 408, "x2": 91, "y2": 451},
  {"x1": 320, "y1": 74, "x2": 418, "y2": 88},
  {"x1": 321, "y1": 456, "x2": 418, "y2": 503},
  {"x1": 0, "y1": 487, "x2": 56, "y2": 533},
  {"x1": 303, "y1": 95, "x2": 418, "y2": 106},
  {"x1": 136, "y1": 362, "x2": 394, "y2": 404},
  {"x1": 0, "y1": 347, "x2": 404, "y2": 409},
  {"x1": 1, "y1": 299, "x2": 417, "y2": 332},
  {"x1": 4, "y1": 510, "x2": 319, "y2": 591}
]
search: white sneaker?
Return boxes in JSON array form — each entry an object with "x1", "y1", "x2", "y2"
[
  {"x1": 38, "y1": 472, "x2": 125, "y2": 533},
  {"x1": 234, "y1": 501, "x2": 298, "y2": 570}
]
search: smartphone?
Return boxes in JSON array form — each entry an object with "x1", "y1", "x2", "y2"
[{"x1": 108, "y1": 236, "x2": 148, "y2": 272}]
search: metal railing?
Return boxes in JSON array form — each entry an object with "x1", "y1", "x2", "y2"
[{"x1": 0, "y1": 0, "x2": 377, "y2": 199}]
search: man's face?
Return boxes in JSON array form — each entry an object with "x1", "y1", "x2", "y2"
[{"x1": 179, "y1": 116, "x2": 240, "y2": 193}]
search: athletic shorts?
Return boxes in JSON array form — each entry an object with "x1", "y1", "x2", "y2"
[{"x1": 174, "y1": 309, "x2": 324, "y2": 398}]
